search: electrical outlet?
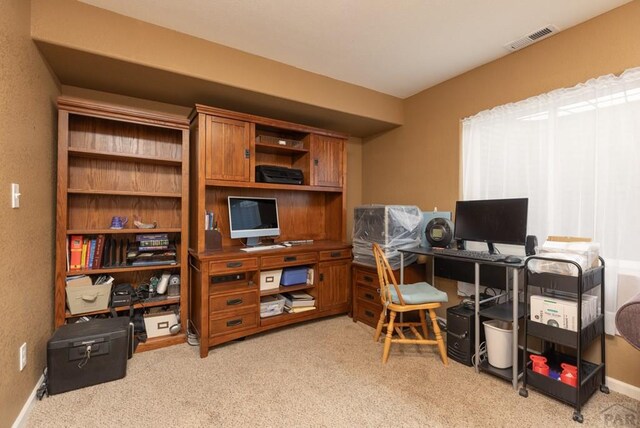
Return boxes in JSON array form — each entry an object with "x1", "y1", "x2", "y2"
[{"x1": 19, "y1": 343, "x2": 27, "y2": 371}]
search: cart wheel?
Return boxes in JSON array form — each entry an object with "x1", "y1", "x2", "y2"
[
  {"x1": 572, "y1": 412, "x2": 584, "y2": 423},
  {"x1": 519, "y1": 388, "x2": 528, "y2": 398},
  {"x1": 600, "y1": 385, "x2": 610, "y2": 394}
]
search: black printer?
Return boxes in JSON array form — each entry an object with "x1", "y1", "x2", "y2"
[{"x1": 255, "y1": 165, "x2": 304, "y2": 185}]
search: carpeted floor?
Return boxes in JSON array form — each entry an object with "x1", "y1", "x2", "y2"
[{"x1": 26, "y1": 315, "x2": 637, "y2": 427}]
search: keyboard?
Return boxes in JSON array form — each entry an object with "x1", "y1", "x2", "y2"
[
  {"x1": 435, "y1": 248, "x2": 505, "y2": 262},
  {"x1": 240, "y1": 244, "x2": 286, "y2": 252}
]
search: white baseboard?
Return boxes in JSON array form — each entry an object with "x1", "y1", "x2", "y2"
[
  {"x1": 606, "y1": 376, "x2": 640, "y2": 401},
  {"x1": 11, "y1": 374, "x2": 44, "y2": 428}
]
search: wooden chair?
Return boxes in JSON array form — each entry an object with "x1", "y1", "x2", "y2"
[{"x1": 372, "y1": 243, "x2": 448, "y2": 364}]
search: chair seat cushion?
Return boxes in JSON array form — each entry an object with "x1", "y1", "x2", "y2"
[{"x1": 389, "y1": 282, "x2": 448, "y2": 305}]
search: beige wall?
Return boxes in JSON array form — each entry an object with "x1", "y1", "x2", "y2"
[
  {"x1": 0, "y1": 0, "x2": 60, "y2": 424},
  {"x1": 30, "y1": 0, "x2": 403, "y2": 136},
  {"x1": 363, "y1": 2, "x2": 640, "y2": 387}
]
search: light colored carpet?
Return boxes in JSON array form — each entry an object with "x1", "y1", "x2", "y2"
[{"x1": 27, "y1": 315, "x2": 637, "y2": 427}]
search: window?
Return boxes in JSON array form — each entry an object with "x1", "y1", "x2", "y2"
[{"x1": 461, "y1": 67, "x2": 640, "y2": 334}]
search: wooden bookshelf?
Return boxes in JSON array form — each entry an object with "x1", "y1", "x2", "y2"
[{"x1": 55, "y1": 96, "x2": 190, "y2": 352}]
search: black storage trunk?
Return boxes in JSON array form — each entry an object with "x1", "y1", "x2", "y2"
[{"x1": 47, "y1": 317, "x2": 132, "y2": 395}]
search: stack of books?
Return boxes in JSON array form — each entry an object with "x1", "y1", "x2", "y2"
[
  {"x1": 127, "y1": 234, "x2": 177, "y2": 266},
  {"x1": 281, "y1": 291, "x2": 316, "y2": 313}
]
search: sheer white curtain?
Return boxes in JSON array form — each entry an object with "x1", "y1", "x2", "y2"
[{"x1": 461, "y1": 67, "x2": 640, "y2": 334}]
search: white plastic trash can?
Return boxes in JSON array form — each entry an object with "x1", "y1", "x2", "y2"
[{"x1": 483, "y1": 319, "x2": 513, "y2": 369}]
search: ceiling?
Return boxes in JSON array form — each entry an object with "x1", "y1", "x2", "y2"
[{"x1": 78, "y1": 0, "x2": 630, "y2": 99}]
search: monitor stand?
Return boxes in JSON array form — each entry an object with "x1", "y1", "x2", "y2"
[
  {"x1": 245, "y1": 237, "x2": 261, "y2": 247},
  {"x1": 487, "y1": 242, "x2": 496, "y2": 254}
]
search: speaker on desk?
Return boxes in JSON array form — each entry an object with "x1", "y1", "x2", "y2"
[
  {"x1": 456, "y1": 239, "x2": 466, "y2": 250},
  {"x1": 525, "y1": 235, "x2": 538, "y2": 256}
]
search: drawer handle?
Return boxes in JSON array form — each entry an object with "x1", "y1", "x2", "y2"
[
  {"x1": 284, "y1": 256, "x2": 297, "y2": 262},
  {"x1": 364, "y1": 292, "x2": 375, "y2": 301},
  {"x1": 227, "y1": 261, "x2": 243, "y2": 268},
  {"x1": 363, "y1": 275, "x2": 373, "y2": 283},
  {"x1": 226, "y1": 319, "x2": 243, "y2": 327},
  {"x1": 226, "y1": 298, "x2": 243, "y2": 306},
  {"x1": 330, "y1": 251, "x2": 341, "y2": 258},
  {"x1": 364, "y1": 310, "x2": 374, "y2": 318}
]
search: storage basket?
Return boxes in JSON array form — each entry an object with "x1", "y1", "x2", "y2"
[
  {"x1": 260, "y1": 295, "x2": 286, "y2": 318},
  {"x1": 66, "y1": 283, "x2": 112, "y2": 315},
  {"x1": 256, "y1": 135, "x2": 303, "y2": 149},
  {"x1": 260, "y1": 269, "x2": 283, "y2": 291}
]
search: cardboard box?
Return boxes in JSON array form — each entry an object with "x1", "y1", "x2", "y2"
[
  {"x1": 530, "y1": 295, "x2": 563, "y2": 328},
  {"x1": 530, "y1": 294, "x2": 595, "y2": 331},
  {"x1": 143, "y1": 311, "x2": 178, "y2": 338},
  {"x1": 260, "y1": 269, "x2": 282, "y2": 291}
]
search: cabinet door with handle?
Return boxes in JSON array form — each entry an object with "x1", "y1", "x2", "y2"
[
  {"x1": 317, "y1": 259, "x2": 351, "y2": 311},
  {"x1": 205, "y1": 116, "x2": 251, "y2": 182},
  {"x1": 310, "y1": 135, "x2": 344, "y2": 188}
]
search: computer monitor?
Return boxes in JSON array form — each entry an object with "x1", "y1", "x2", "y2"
[
  {"x1": 454, "y1": 198, "x2": 528, "y2": 254},
  {"x1": 228, "y1": 196, "x2": 280, "y2": 246}
]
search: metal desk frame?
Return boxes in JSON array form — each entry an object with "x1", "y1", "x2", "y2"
[{"x1": 399, "y1": 247, "x2": 524, "y2": 390}]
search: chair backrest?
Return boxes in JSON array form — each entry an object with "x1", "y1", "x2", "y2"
[{"x1": 372, "y1": 243, "x2": 406, "y2": 306}]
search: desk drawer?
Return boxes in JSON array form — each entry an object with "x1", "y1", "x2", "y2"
[
  {"x1": 356, "y1": 286, "x2": 380, "y2": 305},
  {"x1": 209, "y1": 289, "x2": 257, "y2": 314},
  {"x1": 261, "y1": 252, "x2": 317, "y2": 269},
  {"x1": 356, "y1": 300, "x2": 382, "y2": 329},
  {"x1": 209, "y1": 258, "x2": 258, "y2": 274},
  {"x1": 355, "y1": 269, "x2": 379, "y2": 287},
  {"x1": 209, "y1": 308, "x2": 258, "y2": 338},
  {"x1": 319, "y1": 249, "x2": 351, "y2": 261}
]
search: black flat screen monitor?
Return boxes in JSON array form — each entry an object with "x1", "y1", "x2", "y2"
[{"x1": 454, "y1": 198, "x2": 528, "y2": 253}]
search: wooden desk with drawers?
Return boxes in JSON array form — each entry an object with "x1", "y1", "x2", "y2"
[{"x1": 189, "y1": 241, "x2": 351, "y2": 358}]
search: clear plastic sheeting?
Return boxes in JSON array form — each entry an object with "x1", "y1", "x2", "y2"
[
  {"x1": 352, "y1": 205, "x2": 423, "y2": 270},
  {"x1": 528, "y1": 240, "x2": 600, "y2": 276}
]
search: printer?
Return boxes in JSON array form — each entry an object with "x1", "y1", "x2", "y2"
[{"x1": 255, "y1": 165, "x2": 304, "y2": 185}]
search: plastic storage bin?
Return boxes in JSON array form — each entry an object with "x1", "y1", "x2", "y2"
[
  {"x1": 260, "y1": 295, "x2": 286, "y2": 318},
  {"x1": 260, "y1": 269, "x2": 283, "y2": 291},
  {"x1": 280, "y1": 266, "x2": 309, "y2": 286},
  {"x1": 483, "y1": 320, "x2": 513, "y2": 369},
  {"x1": 65, "y1": 282, "x2": 112, "y2": 315}
]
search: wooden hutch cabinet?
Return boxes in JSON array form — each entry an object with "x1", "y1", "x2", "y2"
[{"x1": 188, "y1": 104, "x2": 351, "y2": 358}]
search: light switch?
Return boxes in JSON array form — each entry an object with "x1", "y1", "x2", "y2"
[{"x1": 11, "y1": 183, "x2": 20, "y2": 208}]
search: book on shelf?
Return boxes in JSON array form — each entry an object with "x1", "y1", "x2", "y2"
[
  {"x1": 81, "y1": 241, "x2": 88, "y2": 268},
  {"x1": 92, "y1": 234, "x2": 106, "y2": 269},
  {"x1": 281, "y1": 291, "x2": 315, "y2": 308},
  {"x1": 87, "y1": 239, "x2": 96, "y2": 269},
  {"x1": 285, "y1": 306, "x2": 316, "y2": 314},
  {"x1": 69, "y1": 235, "x2": 83, "y2": 270},
  {"x1": 127, "y1": 244, "x2": 177, "y2": 266},
  {"x1": 66, "y1": 236, "x2": 70, "y2": 271},
  {"x1": 131, "y1": 259, "x2": 177, "y2": 267},
  {"x1": 136, "y1": 233, "x2": 170, "y2": 248}
]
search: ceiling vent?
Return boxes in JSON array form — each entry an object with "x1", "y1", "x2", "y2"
[{"x1": 504, "y1": 25, "x2": 559, "y2": 52}]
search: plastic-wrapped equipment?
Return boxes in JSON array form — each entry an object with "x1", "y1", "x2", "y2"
[{"x1": 352, "y1": 205, "x2": 423, "y2": 270}]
